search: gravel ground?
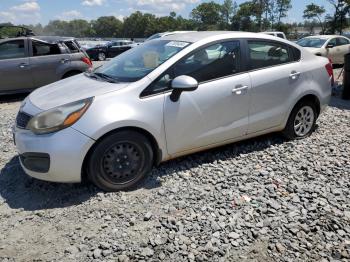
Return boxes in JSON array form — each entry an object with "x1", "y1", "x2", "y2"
[{"x1": 0, "y1": 92, "x2": 350, "y2": 261}]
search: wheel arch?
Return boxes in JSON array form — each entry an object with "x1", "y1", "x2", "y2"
[
  {"x1": 81, "y1": 126, "x2": 162, "y2": 182},
  {"x1": 294, "y1": 94, "x2": 321, "y2": 117}
]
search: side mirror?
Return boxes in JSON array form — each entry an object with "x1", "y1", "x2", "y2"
[
  {"x1": 170, "y1": 75, "x2": 198, "y2": 102},
  {"x1": 326, "y1": 44, "x2": 334, "y2": 49}
]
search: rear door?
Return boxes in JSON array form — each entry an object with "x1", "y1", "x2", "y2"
[
  {"x1": 0, "y1": 39, "x2": 34, "y2": 92},
  {"x1": 29, "y1": 39, "x2": 71, "y2": 87},
  {"x1": 247, "y1": 39, "x2": 303, "y2": 133}
]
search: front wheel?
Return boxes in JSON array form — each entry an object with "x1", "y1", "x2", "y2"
[
  {"x1": 283, "y1": 101, "x2": 317, "y2": 140},
  {"x1": 87, "y1": 131, "x2": 154, "y2": 191}
]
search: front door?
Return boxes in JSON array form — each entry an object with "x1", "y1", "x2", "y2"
[
  {"x1": 163, "y1": 40, "x2": 251, "y2": 155},
  {"x1": 0, "y1": 39, "x2": 34, "y2": 92}
]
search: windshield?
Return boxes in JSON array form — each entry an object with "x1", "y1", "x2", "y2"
[
  {"x1": 93, "y1": 40, "x2": 190, "y2": 82},
  {"x1": 297, "y1": 38, "x2": 327, "y2": 48}
]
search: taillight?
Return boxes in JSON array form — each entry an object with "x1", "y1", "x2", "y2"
[
  {"x1": 82, "y1": 57, "x2": 92, "y2": 68},
  {"x1": 325, "y1": 59, "x2": 334, "y2": 86}
]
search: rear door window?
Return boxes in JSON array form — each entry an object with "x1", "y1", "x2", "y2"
[
  {"x1": 0, "y1": 40, "x2": 26, "y2": 60},
  {"x1": 248, "y1": 40, "x2": 292, "y2": 70},
  {"x1": 32, "y1": 40, "x2": 61, "y2": 57}
]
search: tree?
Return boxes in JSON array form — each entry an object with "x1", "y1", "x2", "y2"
[
  {"x1": 303, "y1": 3, "x2": 326, "y2": 33},
  {"x1": 191, "y1": 1, "x2": 223, "y2": 30},
  {"x1": 275, "y1": 0, "x2": 292, "y2": 25},
  {"x1": 91, "y1": 16, "x2": 122, "y2": 38},
  {"x1": 326, "y1": 0, "x2": 350, "y2": 34},
  {"x1": 221, "y1": 0, "x2": 234, "y2": 29},
  {"x1": 123, "y1": 11, "x2": 157, "y2": 38}
]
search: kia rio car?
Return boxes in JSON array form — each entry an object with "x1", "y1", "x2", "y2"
[
  {"x1": 297, "y1": 35, "x2": 350, "y2": 64},
  {"x1": 14, "y1": 32, "x2": 333, "y2": 191}
]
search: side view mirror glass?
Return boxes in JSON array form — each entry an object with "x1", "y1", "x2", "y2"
[
  {"x1": 326, "y1": 44, "x2": 335, "y2": 49},
  {"x1": 170, "y1": 75, "x2": 198, "y2": 102}
]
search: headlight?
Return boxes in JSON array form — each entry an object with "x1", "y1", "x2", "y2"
[{"x1": 27, "y1": 97, "x2": 93, "y2": 135}]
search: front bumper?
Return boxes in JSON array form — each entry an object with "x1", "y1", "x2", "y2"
[{"x1": 14, "y1": 127, "x2": 95, "y2": 183}]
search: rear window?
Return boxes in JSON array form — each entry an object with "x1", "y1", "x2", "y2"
[
  {"x1": 248, "y1": 40, "x2": 292, "y2": 70},
  {"x1": 64, "y1": 41, "x2": 80, "y2": 53},
  {"x1": 32, "y1": 40, "x2": 61, "y2": 56}
]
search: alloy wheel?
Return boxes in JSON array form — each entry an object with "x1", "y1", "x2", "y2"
[{"x1": 293, "y1": 106, "x2": 315, "y2": 137}]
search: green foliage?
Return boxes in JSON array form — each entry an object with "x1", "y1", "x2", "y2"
[
  {"x1": 191, "y1": 1, "x2": 223, "y2": 30},
  {"x1": 91, "y1": 16, "x2": 122, "y2": 38},
  {"x1": 303, "y1": 3, "x2": 326, "y2": 33}
]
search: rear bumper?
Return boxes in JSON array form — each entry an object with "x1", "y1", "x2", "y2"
[{"x1": 14, "y1": 127, "x2": 95, "y2": 183}]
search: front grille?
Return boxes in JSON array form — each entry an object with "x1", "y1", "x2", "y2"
[{"x1": 16, "y1": 112, "x2": 32, "y2": 129}]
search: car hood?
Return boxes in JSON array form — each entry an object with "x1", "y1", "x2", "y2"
[{"x1": 29, "y1": 74, "x2": 130, "y2": 111}]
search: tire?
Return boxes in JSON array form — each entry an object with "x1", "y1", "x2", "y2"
[
  {"x1": 98, "y1": 52, "x2": 106, "y2": 61},
  {"x1": 283, "y1": 100, "x2": 317, "y2": 140},
  {"x1": 87, "y1": 131, "x2": 154, "y2": 191}
]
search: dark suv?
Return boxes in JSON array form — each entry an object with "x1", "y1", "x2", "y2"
[{"x1": 0, "y1": 34, "x2": 92, "y2": 95}]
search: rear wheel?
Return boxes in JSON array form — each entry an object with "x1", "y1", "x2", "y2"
[
  {"x1": 98, "y1": 52, "x2": 106, "y2": 61},
  {"x1": 283, "y1": 100, "x2": 317, "y2": 140},
  {"x1": 87, "y1": 131, "x2": 153, "y2": 191}
]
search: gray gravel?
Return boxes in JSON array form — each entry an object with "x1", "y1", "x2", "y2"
[{"x1": 0, "y1": 96, "x2": 350, "y2": 262}]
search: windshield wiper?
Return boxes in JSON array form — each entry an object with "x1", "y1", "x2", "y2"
[
  {"x1": 94, "y1": 72, "x2": 119, "y2": 83},
  {"x1": 84, "y1": 72, "x2": 118, "y2": 83}
]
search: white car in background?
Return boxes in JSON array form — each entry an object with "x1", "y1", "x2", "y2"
[
  {"x1": 146, "y1": 31, "x2": 196, "y2": 41},
  {"x1": 261, "y1": 31, "x2": 287, "y2": 40},
  {"x1": 297, "y1": 35, "x2": 350, "y2": 64}
]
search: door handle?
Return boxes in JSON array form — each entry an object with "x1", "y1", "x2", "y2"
[
  {"x1": 61, "y1": 58, "x2": 70, "y2": 64},
  {"x1": 232, "y1": 85, "x2": 248, "y2": 95},
  {"x1": 19, "y1": 63, "x2": 29, "y2": 69},
  {"x1": 290, "y1": 71, "x2": 301, "y2": 80}
]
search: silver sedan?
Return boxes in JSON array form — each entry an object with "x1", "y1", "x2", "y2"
[{"x1": 14, "y1": 31, "x2": 333, "y2": 191}]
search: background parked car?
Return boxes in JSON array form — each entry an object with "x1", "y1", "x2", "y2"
[
  {"x1": 84, "y1": 40, "x2": 135, "y2": 61},
  {"x1": 146, "y1": 31, "x2": 197, "y2": 41},
  {"x1": 261, "y1": 31, "x2": 287, "y2": 39},
  {"x1": 0, "y1": 35, "x2": 92, "y2": 95},
  {"x1": 297, "y1": 35, "x2": 350, "y2": 64}
]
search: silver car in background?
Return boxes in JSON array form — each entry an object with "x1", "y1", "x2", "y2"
[
  {"x1": 0, "y1": 36, "x2": 92, "y2": 94},
  {"x1": 14, "y1": 32, "x2": 333, "y2": 191}
]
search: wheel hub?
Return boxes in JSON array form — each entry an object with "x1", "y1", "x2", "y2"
[
  {"x1": 102, "y1": 142, "x2": 142, "y2": 184},
  {"x1": 294, "y1": 106, "x2": 314, "y2": 137}
]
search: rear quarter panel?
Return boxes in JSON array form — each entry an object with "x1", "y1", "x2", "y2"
[{"x1": 282, "y1": 53, "x2": 332, "y2": 127}]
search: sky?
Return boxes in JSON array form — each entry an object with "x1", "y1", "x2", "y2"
[{"x1": 0, "y1": 0, "x2": 337, "y2": 25}]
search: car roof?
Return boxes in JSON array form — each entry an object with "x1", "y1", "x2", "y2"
[
  {"x1": 304, "y1": 35, "x2": 347, "y2": 39},
  {"x1": 161, "y1": 31, "x2": 283, "y2": 43},
  {"x1": 32, "y1": 36, "x2": 76, "y2": 43},
  {"x1": 262, "y1": 31, "x2": 284, "y2": 34},
  {"x1": 0, "y1": 35, "x2": 76, "y2": 44}
]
